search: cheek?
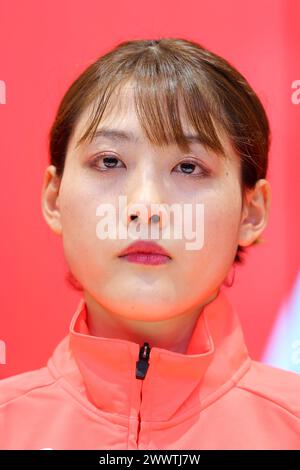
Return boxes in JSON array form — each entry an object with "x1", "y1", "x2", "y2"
[
  {"x1": 60, "y1": 189, "x2": 94, "y2": 245},
  {"x1": 183, "y1": 175, "x2": 242, "y2": 250},
  {"x1": 204, "y1": 194, "x2": 242, "y2": 252},
  {"x1": 179, "y1": 182, "x2": 242, "y2": 283},
  {"x1": 58, "y1": 173, "x2": 141, "y2": 294},
  {"x1": 58, "y1": 177, "x2": 113, "y2": 277}
]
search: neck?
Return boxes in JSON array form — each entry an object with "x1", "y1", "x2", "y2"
[{"x1": 83, "y1": 288, "x2": 220, "y2": 354}]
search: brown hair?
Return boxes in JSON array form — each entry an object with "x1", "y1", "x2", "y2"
[{"x1": 49, "y1": 37, "x2": 270, "y2": 265}]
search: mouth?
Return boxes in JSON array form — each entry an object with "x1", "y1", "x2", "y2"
[
  {"x1": 118, "y1": 252, "x2": 171, "y2": 266},
  {"x1": 118, "y1": 240, "x2": 172, "y2": 266}
]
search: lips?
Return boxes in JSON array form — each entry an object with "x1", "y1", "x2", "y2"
[{"x1": 118, "y1": 240, "x2": 172, "y2": 259}]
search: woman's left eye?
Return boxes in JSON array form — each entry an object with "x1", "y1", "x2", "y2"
[{"x1": 173, "y1": 160, "x2": 210, "y2": 177}]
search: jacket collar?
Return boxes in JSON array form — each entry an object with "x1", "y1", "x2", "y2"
[{"x1": 48, "y1": 286, "x2": 251, "y2": 421}]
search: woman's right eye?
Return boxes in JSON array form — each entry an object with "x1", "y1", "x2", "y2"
[{"x1": 91, "y1": 154, "x2": 126, "y2": 171}]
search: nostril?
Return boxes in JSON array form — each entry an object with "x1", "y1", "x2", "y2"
[{"x1": 150, "y1": 214, "x2": 160, "y2": 223}]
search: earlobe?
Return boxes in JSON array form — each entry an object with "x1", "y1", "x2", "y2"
[
  {"x1": 238, "y1": 179, "x2": 271, "y2": 247},
  {"x1": 41, "y1": 165, "x2": 63, "y2": 236}
]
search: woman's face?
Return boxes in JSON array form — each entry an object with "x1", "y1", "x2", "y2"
[{"x1": 43, "y1": 83, "x2": 264, "y2": 321}]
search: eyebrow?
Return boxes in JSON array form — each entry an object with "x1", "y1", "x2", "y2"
[{"x1": 89, "y1": 127, "x2": 207, "y2": 146}]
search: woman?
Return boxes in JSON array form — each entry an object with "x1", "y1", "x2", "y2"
[{"x1": 1, "y1": 37, "x2": 299, "y2": 450}]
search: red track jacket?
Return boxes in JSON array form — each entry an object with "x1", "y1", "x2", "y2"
[{"x1": 1, "y1": 287, "x2": 300, "y2": 449}]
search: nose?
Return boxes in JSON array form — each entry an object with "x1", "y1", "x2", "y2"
[
  {"x1": 123, "y1": 175, "x2": 169, "y2": 232},
  {"x1": 126, "y1": 203, "x2": 168, "y2": 231},
  {"x1": 125, "y1": 200, "x2": 169, "y2": 233}
]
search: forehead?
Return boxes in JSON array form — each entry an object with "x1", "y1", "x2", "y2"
[{"x1": 73, "y1": 82, "x2": 195, "y2": 147}]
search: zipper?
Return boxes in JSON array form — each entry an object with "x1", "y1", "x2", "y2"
[
  {"x1": 135, "y1": 342, "x2": 151, "y2": 447},
  {"x1": 135, "y1": 342, "x2": 151, "y2": 380}
]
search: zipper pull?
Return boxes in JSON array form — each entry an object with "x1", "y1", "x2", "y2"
[{"x1": 135, "y1": 342, "x2": 151, "y2": 379}]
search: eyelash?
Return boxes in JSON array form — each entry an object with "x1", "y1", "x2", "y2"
[{"x1": 90, "y1": 153, "x2": 211, "y2": 178}]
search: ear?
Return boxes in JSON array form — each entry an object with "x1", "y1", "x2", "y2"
[
  {"x1": 238, "y1": 179, "x2": 271, "y2": 247},
  {"x1": 41, "y1": 165, "x2": 62, "y2": 236}
]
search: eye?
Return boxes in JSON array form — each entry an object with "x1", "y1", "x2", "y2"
[
  {"x1": 173, "y1": 159, "x2": 210, "y2": 177},
  {"x1": 90, "y1": 153, "x2": 126, "y2": 171}
]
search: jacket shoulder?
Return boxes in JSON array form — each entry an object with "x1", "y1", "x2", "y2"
[
  {"x1": 236, "y1": 360, "x2": 300, "y2": 419},
  {"x1": 0, "y1": 366, "x2": 56, "y2": 407}
]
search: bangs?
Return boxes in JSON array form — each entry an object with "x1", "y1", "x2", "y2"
[{"x1": 74, "y1": 50, "x2": 227, "y2": 157}]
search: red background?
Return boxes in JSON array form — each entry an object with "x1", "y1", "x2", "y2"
[{"x1": 0, "y1": 0, "x2": 299, "y2": 378}]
